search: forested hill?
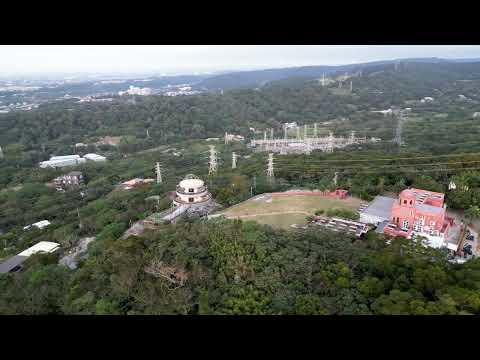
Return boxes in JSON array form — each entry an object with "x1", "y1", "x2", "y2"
[
  {"x1": 3, "y1": 59, "x2": 480, "y2": 170},
  {"x1": 195, "y1": 58, "x2": 480, "y2": 91}
]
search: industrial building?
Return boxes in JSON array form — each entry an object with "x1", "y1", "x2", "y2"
[
  {"x1": 250, "y1": 125, "x2": 381, "y2": 155},
  {"x1": 40, "y1": 155, "x2": 86, "y2": 169},
  {"x1": 83, "y1": 153, "x2": 106, "y2": 162},
  {"x1": 0, "y1": 241, "x2": 60, "y2": 274},
  {"x1": 39, "y1": 153, "x2": 106, "y2": 168},
  {"x1": 53, "y1": 171, "x2": 84, "y2": 191}
]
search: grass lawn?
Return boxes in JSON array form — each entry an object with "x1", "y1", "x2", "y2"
[{"x1": 221, "y1": 194, "x2": 363, "y2": 229}]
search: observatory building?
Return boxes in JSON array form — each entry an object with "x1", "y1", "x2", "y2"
[{"x1": 173, "y1": 174, "x2": 212, "y2": 206}]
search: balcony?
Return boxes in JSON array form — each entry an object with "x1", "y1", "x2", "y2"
[{"x1": 176, "y1": 186, "x2": 207, "y2": 195}]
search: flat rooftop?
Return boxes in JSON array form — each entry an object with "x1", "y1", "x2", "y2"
[
  {"x1": 362, "y1": 196, "x2": 396, "y2": 219},
  {"x1": 0, "y1": 255, "x2": 28, "y2": 274},
  {"x1": 18, "y1": 241, "x2": 60, "y2": 257}
]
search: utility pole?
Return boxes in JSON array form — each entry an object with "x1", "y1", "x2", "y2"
[
  {"x1": 77, "y1": 208, "x2": 83, "y2": 230},
  {"x1": 232, "y1": 152, "x2": 237, "y2": 169},
  {"x1": 349, "y1": 131, "x2": 355, "y2": 145},
  {"x1": 155, "y1": 162, "x2": 162, "y2": 184},
  {"x1": 305, "y1": 138, "x2": 312, "y2": 155},
  {"x1": 267, "y1": 153, "x2": 275, "y2": 184},
  {"x1": 208, "y1": 145, "x2": 218, "y2": 175},
  {"x1": 0, "y1": 145, "x2": 3, "y2": 160},
  {"x1": 350, "y1": 81, "x2": 353, "y2": 92}
]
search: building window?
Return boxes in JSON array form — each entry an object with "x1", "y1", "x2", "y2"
[
  {"x1": 404, "y1": 200, "x2": 407, "y2": 205},
  {"x1": 189, "y1": 197, "x2": 194, "y2": 203},
  {"x1": 402, "y1": 219, "x2": 409, "y2": 230},
  {"x1": 189, "y1": 188, "x2": 194, "y2": 193}
]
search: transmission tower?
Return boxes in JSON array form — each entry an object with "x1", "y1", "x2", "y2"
[
  {"x1": 232, "y1": 152, "x2": 237, "y2": 169},
  {"x1": 155, "y1": 162, "x2": 162, "y2": 184},
  {"x1": 208, "y1": 145, "x2": 218, "y2": 175},
  {"x1": 327, "y1": 131, "x2": 334, "y2": 153},
  {"x1": 267, "y1": 153, "x2": 275, "y2": 184}
]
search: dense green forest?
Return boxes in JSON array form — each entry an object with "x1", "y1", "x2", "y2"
[{"x1": 1, "y1": 219, "x2": 479, "y2": 315}]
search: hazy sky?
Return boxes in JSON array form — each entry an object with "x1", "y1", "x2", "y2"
[{"x1": 1, "y1": 45, "x2": 480, "y2": 75}]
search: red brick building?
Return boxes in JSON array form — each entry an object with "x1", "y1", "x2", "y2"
[{"x1": 383, "y1": 188, "x2": 454, "y2": 247}]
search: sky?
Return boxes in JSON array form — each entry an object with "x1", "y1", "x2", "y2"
[{"x1": 1, "y1": 45, "x2": 480, "y2": 75}]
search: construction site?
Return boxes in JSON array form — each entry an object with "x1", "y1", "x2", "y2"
[{"x1": 249, "y1": 124, "x2": 381, "y2": 154}]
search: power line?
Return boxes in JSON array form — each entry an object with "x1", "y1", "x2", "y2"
[
  {"x1": 276, "y1": 160, "x2": 480, "y2": 171},
  {"x1": 274, "y1": 152, "x2": 480, "y2": 163}
]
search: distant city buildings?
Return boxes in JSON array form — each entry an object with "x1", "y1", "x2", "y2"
[{"x1": 118, "y1": 86, "x2": 152, "y2": 96}]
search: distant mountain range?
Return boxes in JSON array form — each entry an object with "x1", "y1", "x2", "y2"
[{"x1": 194, "y1": 57, "x2": 480, "y2": 91}]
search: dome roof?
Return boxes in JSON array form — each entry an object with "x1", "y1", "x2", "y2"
[{"x1": 179, "y1": 178, "x2": 204, "y2": 189}]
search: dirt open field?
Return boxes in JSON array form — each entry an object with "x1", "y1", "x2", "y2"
[{"x1": 220, "y1": 193, "x2": 363, "y2": 230}]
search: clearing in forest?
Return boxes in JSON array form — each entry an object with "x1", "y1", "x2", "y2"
[{"x1": 220, "y1": 193, "x2": 362, "y2": 230}]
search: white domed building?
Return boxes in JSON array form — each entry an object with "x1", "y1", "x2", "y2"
[{"x1": 173, "y1": 174, "x2": 212, "y2": 206}]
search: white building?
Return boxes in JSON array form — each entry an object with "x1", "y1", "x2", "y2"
[
  {"x1": 118, "y1": 86, "x2": 152, "y2": 96},
  {"x1": 39, "y1": 155, "x2": 86, "y2": 169},
  {"x1": 173, "y1": 175, "x2": 212, "y2": 206},
  {"x1": 18, "y1": 241, "x2": 60, "y2": 257},
  {"x1": 421, "y1": 97, "x2": 434, "y2": 103},
  {"x1": 23, "y1": 220, "x2": 51, "y2": 230},
  {"x1": 83, "y1": 153, "x2": 106, "y2": 162}
]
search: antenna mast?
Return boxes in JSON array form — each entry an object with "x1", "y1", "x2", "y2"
[
  {"x1": 267, "y1": 153, "x2": 275, "y2": 184},
  {"x1": 232, "y1": 152, "x2": 237, "y2": 169},
  {"x1": 155, "y1": 162, "x2": 162, "y2": 184}
]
